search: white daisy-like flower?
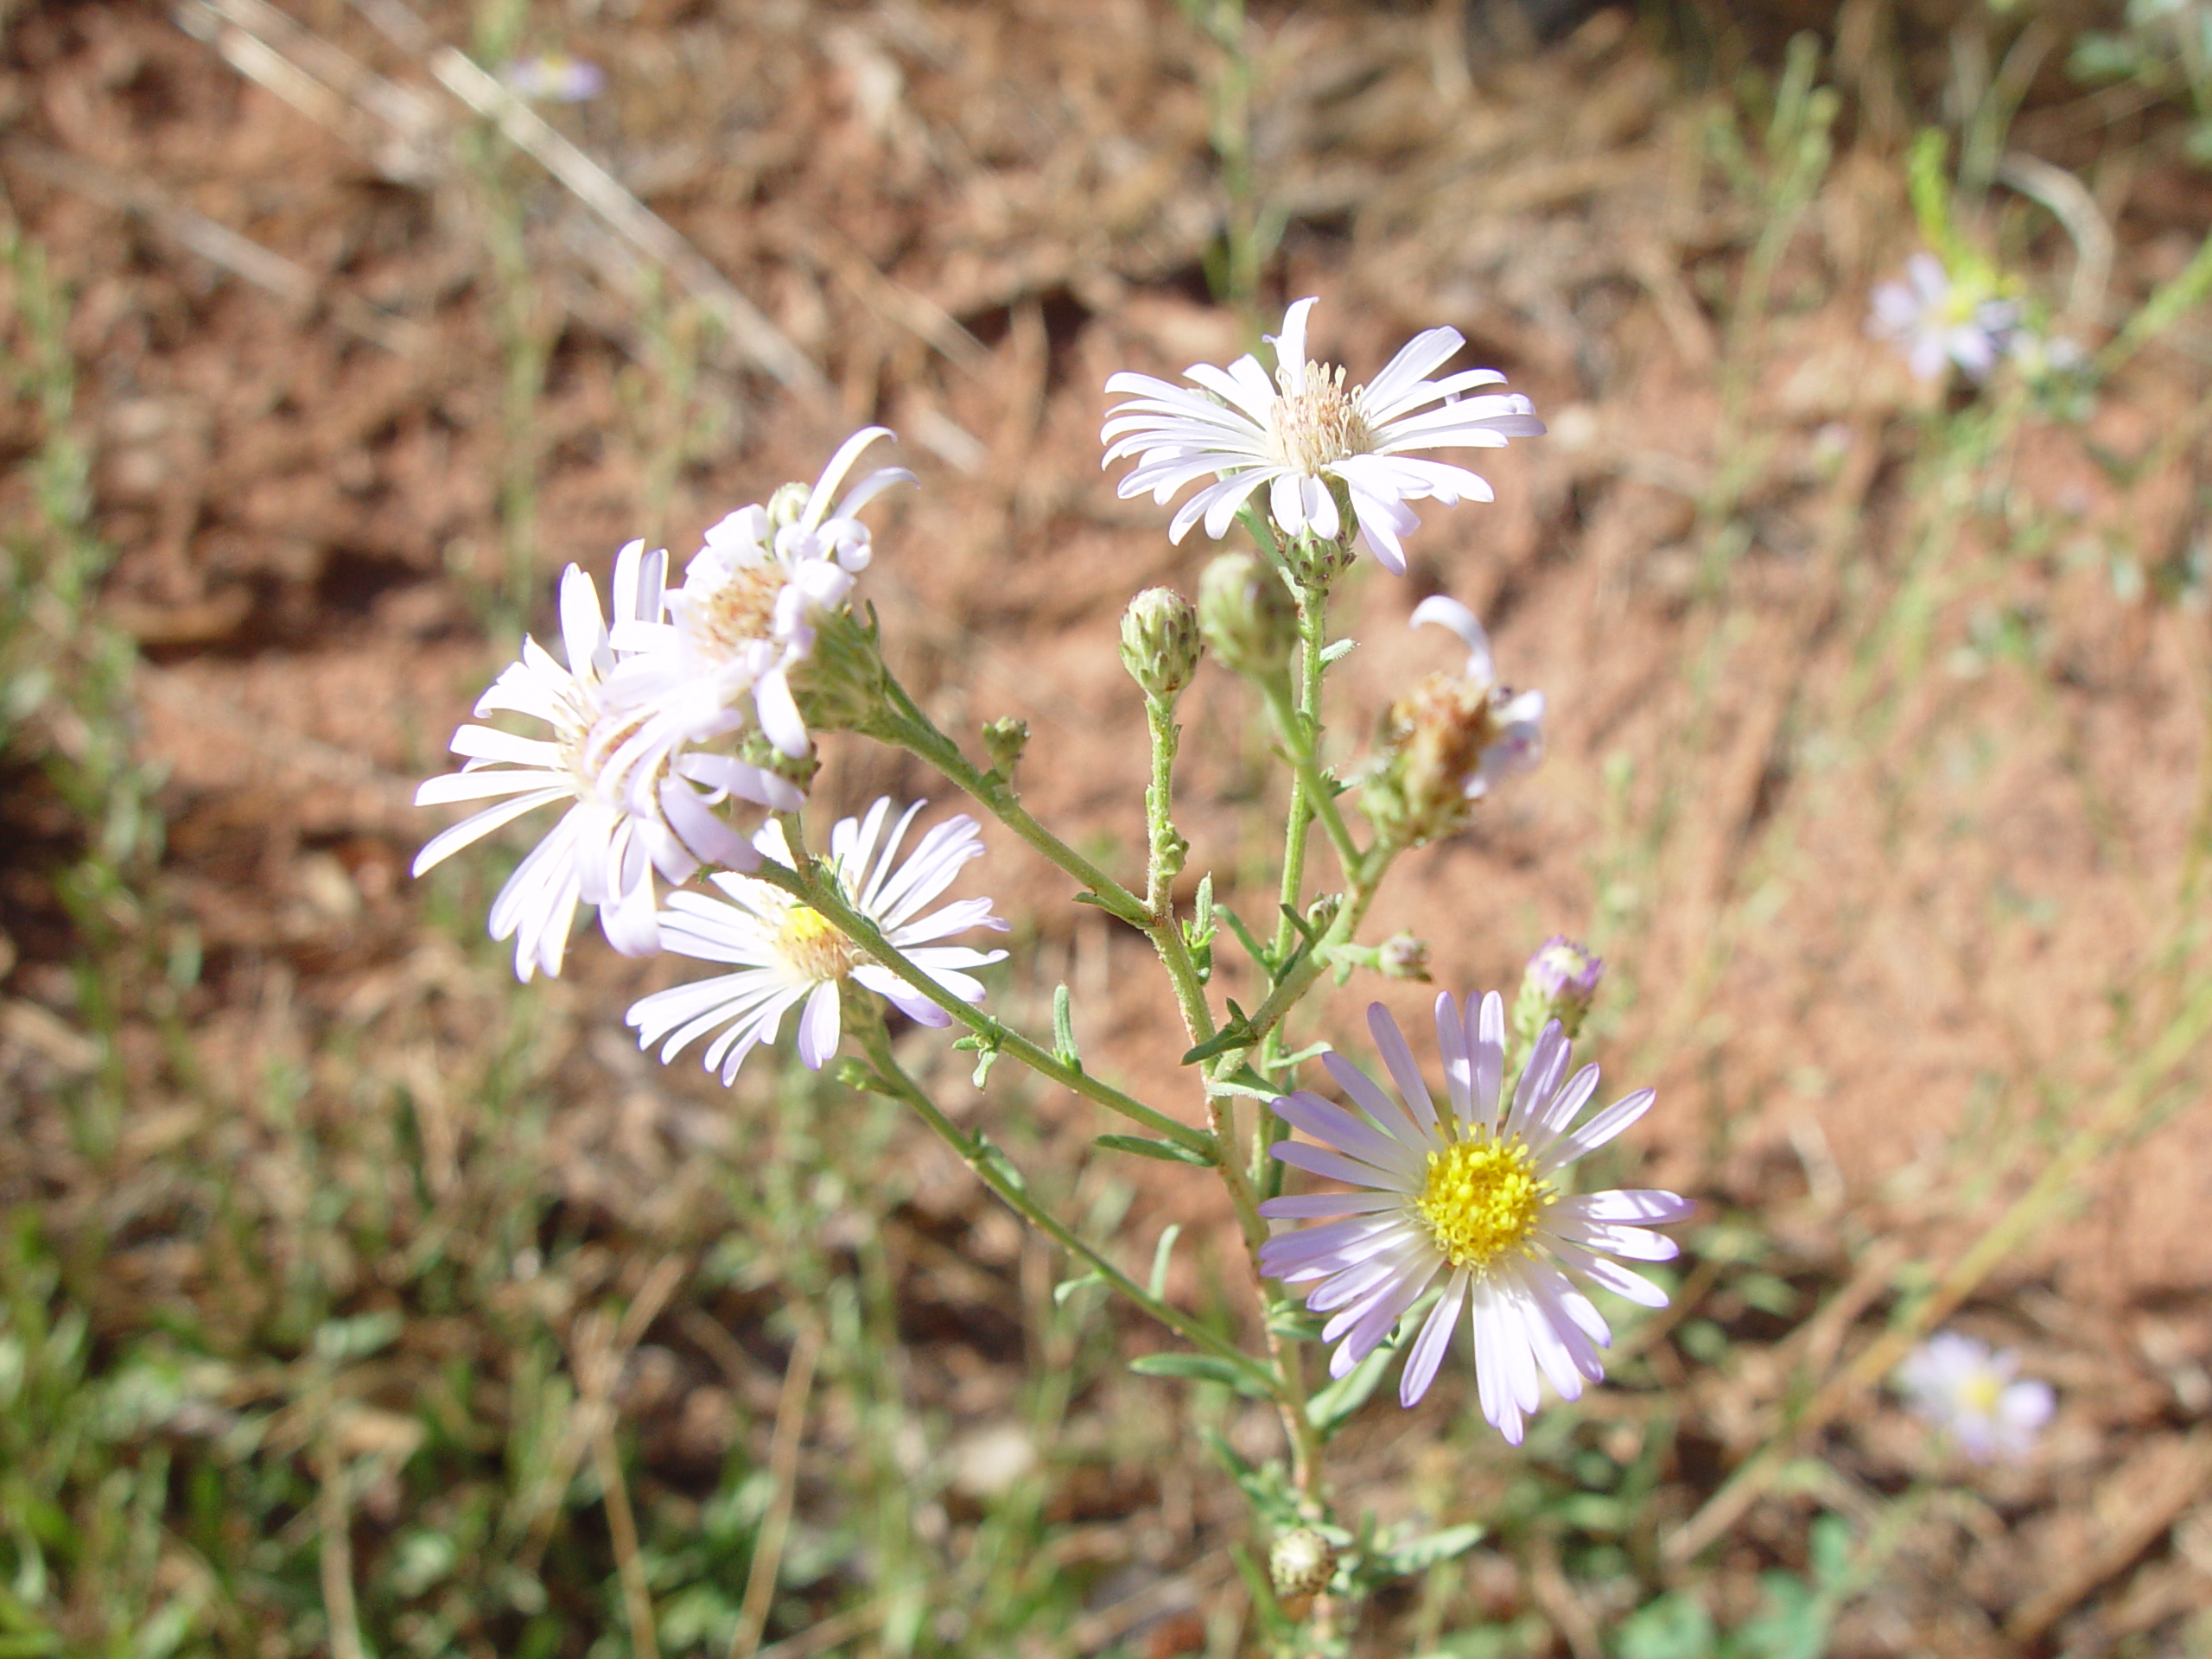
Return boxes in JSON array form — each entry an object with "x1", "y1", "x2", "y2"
[
  {"x1": 1897, "y1": 1331, "x2": 2054, "y2": 1463},
  {"x1": 1258, "y1": 994, "x2": 1691, "y2": 1444},
  {"x1": 412, "y1": 543, "x2": 800, "y2": 980},
  {"x1": 627, "y1": 798, "x2": 1009, "y2": 1083},
  {"x1": 1100, "y1": 296, "x2": 1545, "y2": 574},
  {"x1": 1868, "y1": 253, "x2": 2020, "y2": 383},
  {"x1": 608, "y1": 427, "x2": 912, "y2": 763},
  {"x1": 1409, "y1": 595, "x2": 1545, "y2": 798}
]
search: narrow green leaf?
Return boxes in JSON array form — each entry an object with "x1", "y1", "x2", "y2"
[
  {"x1": 1376, "y1": 1522, "x2": 1484, "y2": 1575},
  {"x1": 1127, "y1": 1352, "x2": 1270, "y2": 1396},
  {"x1": 1052, "y1": 983, "x2": 1082, "y2": 1070},
  {"x1": 1052, "y1": 1272, "x2": 1105, "y2": 1306},
  {"x1": 1304, "y1": 1339, "x2": 1393, "y2": 1436},
  {"x1": 1147, "y1": 1224, "x2": 1182, "y2": 1300},
  {"x1": 1319, "y1": 638, "x2": 1355, "y2": 666},
  {"x1": 1095, "y1": 1133, "x2": 1213, "y2": 1167}
]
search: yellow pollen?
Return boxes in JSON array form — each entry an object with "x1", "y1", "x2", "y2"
[
  {"x1": 1268, "y1": 362, "x2": 1373, "y2": 475},
  {"x1": 778, "y1": 906, "x2": 862, "y2": 982},
  {"x1": 1958, "y1": 1370, "x2": 2005, "y2": 1416},
  {"x1": 695, "y1": 563, "x2": 787, "y2": 653},
  {"x1": 1414, "y1": 1133, "x2": 1553, "y2": 1273}
]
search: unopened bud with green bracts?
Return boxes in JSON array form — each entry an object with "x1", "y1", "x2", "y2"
[
  {"x1": 1269, "y1": 1526, "x2": 1338, "y2": 1602},
  {"x1": 1198, "y1": 552, "x2": 1297, "y2": 680},
  {"x1": 982, "y1": 715, "x2": 1030, "y2": 779},
  {"x1": 1513, "y1": 935, "x2": 1604, "y2": 1048},
  {"x1": 1119, "y1": 587, "x2": 1202, "y2": 702}
]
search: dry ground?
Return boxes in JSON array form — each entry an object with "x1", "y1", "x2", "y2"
[{"x1": 3, "y1": 0, "x2": 2210, "y2": 1653}]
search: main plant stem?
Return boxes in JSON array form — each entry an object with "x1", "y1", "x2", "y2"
[
  {"x1": 849, "y1": 1004, "x2": 1273, "y2": 1393},
  {"x1": 751, "y1": 842, "x2": 1214, "y2": 1158}
]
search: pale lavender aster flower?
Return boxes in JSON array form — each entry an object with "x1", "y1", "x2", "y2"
[
  {"x1": 504, "y1": 54, "x2": 607, "y2": 102},
  {"x1": 1869, "y1": 253, "x2": 2020, "y2": 383},
  {"x1": 412, "y1": 543, "x2": 798, "y2": 980},
  {"x1": 608, "y1": 427, "x2": 913, "y2": 762},
  {"x1": 1259, "y1": 994, "x2": 1691, "y2": 1444},
  {"x1": 1898, "y1": 1331, "x2": 2055, "y2": 1462},
  {"x1": 626, "y1": 798, "x2": 1008, "y2": 1083},
  {"x1": 1101, "y1": 297, "x2": 1545, "y2": 574}
]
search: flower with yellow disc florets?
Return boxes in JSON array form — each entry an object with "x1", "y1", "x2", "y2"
[
  {"x1": 626, "y1": 798, "x2": 1007, "y2": 1083},
  {"x1": 1258, "y1": 994, "x2": 1690, "y2": 1442}
]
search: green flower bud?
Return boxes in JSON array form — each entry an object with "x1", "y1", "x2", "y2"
[
  {"x1": 1269, "y1": 1526, "x2": 1337, "y2": 1601},
  {"x1": 1198, "y1": 552, "x2": 1297, "y2": 679},
  {"x1": 1119, "y1": 587, "x2": 1202, "y2": 702},
  {"x1": 1513, "y1": 936, "x2": 1604, "y2": 1048},
  {"x1": 766, "y1": 480, "x2": 812, "y2": 527},
  {"x1": 982, "y1": 716, "x2": 1030, "y2": 779}
]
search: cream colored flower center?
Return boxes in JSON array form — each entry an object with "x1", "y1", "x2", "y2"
[
  {"x1": 568, "y1": 702, "x2": 660, "y2": 797},
  {"x1": 694, "y1": 563, "x2": 788, "y2": 655},
  {"x1": 1267, "y1": 362, "x2": 1373, "y2": 475},
  {"x1": 777, "y1": 905, "x2": 863, "y2": 982},
  {"x1": 1414, "y1": 1133, "x2": 1553, "y2": 1272}
]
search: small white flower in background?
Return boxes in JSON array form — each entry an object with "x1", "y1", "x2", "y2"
[
  {"x1": 1259, "y1": 993, "x2": 1691, "y2": 1443},
  {"x1": 1897, "y1": 1331, "x2": 2055, "y2": 1462},
  {"x1": 1869, "y1": 253, "x2": 2020, "y2": 383},
  {"x1": 412, "y1": 543, "x2": 799, "y2": 981},
  {"x1": 627, "y1": 798, "x2": 1008, "y2": 1083},
  {"x1": 1101, "y1": 297, "x2": 1545, "y2": 573},
  {"x1": 503, "y1": 54, "x2": 606, "y2": 102},
  {"x1": 609, "y1": 427, "x2": 912, "y2": 762}
]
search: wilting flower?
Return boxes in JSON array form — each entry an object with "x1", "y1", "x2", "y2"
[
  {"x1": 1359, "y1": 596, "x2": 1544, "y2": 846},
  {"x1": 1869, "y1": 253, "x2": 2020, "y2": 383},
  {"x1": 1259, "y1": 994, "x2": 1690, "y2": 1443},
  {"x1": 608, "y1": 427, "x2": 912, "y2": 763},
  {"x1": 413, "y1": 543, "x2": 798, "y2": 980},
  {"x1": 1101, "y1": 297, "x2": 1544, "y2": 573},
  {"x1": 627, "y1": 798, "x2": 1008, "y2": 1083},
  {"x1": 1898, "y1": 1331, "x2": 2054, "y2": 1462}
]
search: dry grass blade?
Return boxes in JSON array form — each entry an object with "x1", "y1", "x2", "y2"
[
  {"x1": 176, "y1": 0, "x2": 440, "y2": 183},
  {"x1": 7, "y1": 141, "x2": 424, "y2": 354},
  {"x1": 332, "y1": 0, "x2": 830, "y2": 404},
  {"x1": 2005, "y1": 1430, "x2": 2212, "y2": 1643},
  {"x1": 728, "y1": 1321, "x2": 824, "y2": 1659}
]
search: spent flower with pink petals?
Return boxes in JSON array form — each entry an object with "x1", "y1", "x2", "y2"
[
  {"x1": 412, "y1": 543, "x2": 798, "y2": 980},
  {"x1": 1102, "y1": 298, "x2": 1544, "y2": 573},
  {"x1": 627, "y1": 798, "x2": 1008, "y2": 1084},
  {"x1": 1259, "y1": 994, "x2": 1690, "y2": 1443}
]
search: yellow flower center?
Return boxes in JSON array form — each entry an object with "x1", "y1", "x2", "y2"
[
  {"x1": 1958, "y1": 1370, "x2": 2005, "y2": 1417},
  {"x1": 1414, "y1": 1132, "x2": 1553, "y2": 1273},
  {"x1": 777, "y1": 905, "x2": 862, "y2": 982},
  {"x1": 1268, "y1": 362, "x2": 1373, "y2": 475}
]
